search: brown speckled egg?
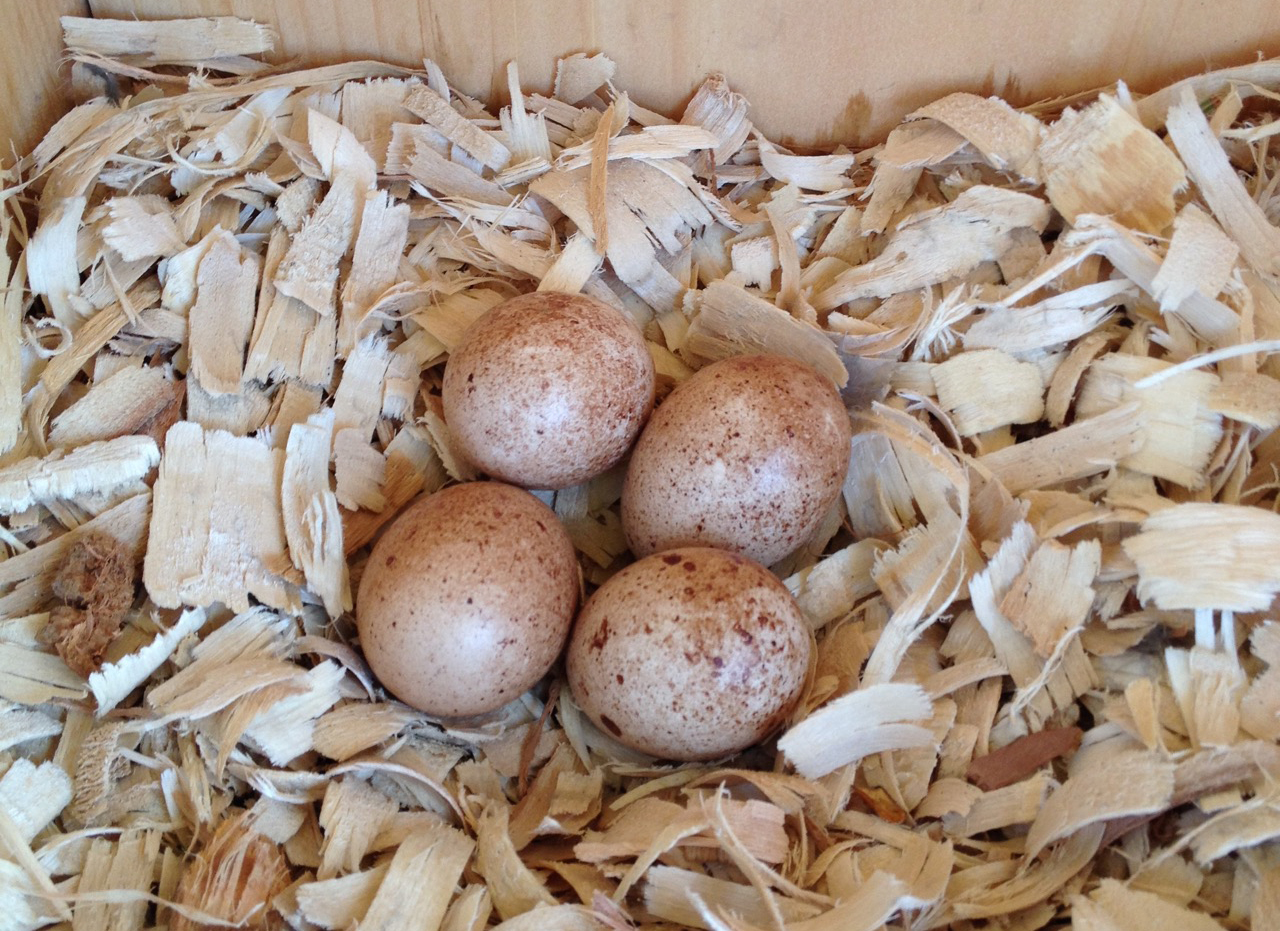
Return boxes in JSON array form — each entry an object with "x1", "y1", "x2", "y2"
[
  {"x1": 356, "y1": 481, "x2": 578, "y2": 718},
  {"x1": 441, "y1": 291, "x2": 655, "y2": 490},
  {"x1": 621, "y1": 354, "x2": 852, "y2": 566},
  {"x1": 566, "y1": 547, "x2": 812, "y2": 761}
]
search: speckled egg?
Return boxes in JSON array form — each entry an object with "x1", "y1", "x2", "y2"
[
  {"x1": 621, "y1": 354, "x2": 852, "y2": 566},
  {"x1": 441, "y1": 291, "x2": 655, "y2": 490},
  {"x1": 356, "y1": 481, "x2": 578, "y2": 718},
  {"x1": 566, "y1": 547, "x2": 812, "y2": 761}
]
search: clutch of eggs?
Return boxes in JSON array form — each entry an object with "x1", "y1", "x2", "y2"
[{"x1": 357, "y1": 290, "x2": 850, "y2": 755}]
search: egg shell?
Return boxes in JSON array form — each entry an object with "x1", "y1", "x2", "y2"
[
  {"x1": 566, "y1": 546, "x2": 812, "y2": 761},
  {"x1": 441, "y1": 291, "x2": 656, "y2": 490},
  {"x1": 621, "y1": 353, "x2": 853, "y2": 566},
  {"x1": 356, "y1": 481, "x2": 579, "y2": 718}
]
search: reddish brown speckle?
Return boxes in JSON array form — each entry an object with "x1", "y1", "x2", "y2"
[
  {"x1": 565, "y1": 546, "x2": 810, "y2": 761},
  {"x1": 621, "y1": 354, "x2": 852, "y2": 565},
  {"x1": 441, "y1": 292, "x2": 656, "y2": 489},
  {"x1": 355, "y1": 481, "x2": 578, "y2": 718}
]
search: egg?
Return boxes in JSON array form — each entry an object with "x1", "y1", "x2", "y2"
[
  {"x1": 442, "y1": 291, "x2": 656, "y2": 490},
  {"x1": 566, "y1": 547, "x2": 811, "y2": 760},
  {"x1": 621, "y1": 354, "x2": 853, "y2": 566},
  {"x1": 356, "y1": 481, "x2": 578, "y2": 718}
]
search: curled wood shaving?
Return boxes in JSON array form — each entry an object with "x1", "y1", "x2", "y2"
[
  {"x1": 1040, "y1": 93, "x2": 1185, "y2": 234},
  {"x1": 171, "y1": 811, "x2": 290, "y2": 931}
]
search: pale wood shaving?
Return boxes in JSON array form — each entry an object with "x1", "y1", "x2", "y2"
[
  {"x1": 1167, "y1": 85, "x2": 1280, "y2": 279},
  {"x1": 1040, "y1": 94, "x2": 1185, "y2": 234},
  {"x1": 1073, "y1": 877, "x2": 1226, "y2": 931},
  {"x1": 812, "y1": 186, "x2": 1050, "y2": 309},
  {"x1": 1124, "y1": 503, "x2": 1280, "y2": 611},
  {"x1": 965, "y1": 282, "x2": 1122, "y2": 354},
  {"x1": 143, "y1": 422, "x2": 295, "y2": 612},
  {"x1": 72, "y1": 830, "x2": 162, "y2": 931},
  {"x1": 757, "y1": 139, "x2": 853, "y2": 193},
  {"x1": 1000, "y1": 538, "x2": 1100, "y2": 658},
  {"x1": 188, "y1": 231, "x2": 261, "y2": 396},
  {"x1": 409, "y1": 140, "x2": 513, "y2": 205},
  {"x1": 316, "y1": 776, "x2": 397, "y2": 879},
  {"x1": 685, "y1": 280, "x2": 848, "y2": 387},
  {"x1": 1076, "y1": 353, "x2": 1222, "y2": 488},
  {"x1": 0, "y1": 758, "x2": 73, "y2": 842},
  {"x1": 1027, "y1": 747, "x2": 1175, "y2": 857},
  {"x1": 644, "y1": 865, "x2": 821, "y2": 928},
  {"x1": 0, "y1": 436, "x2": 158, "y2": 516},
  {"x1": 281, "y1": 410, "x2": 350, "y2": 618},
  {"x1": 61, "y1": 16, "x2": 275, "y2": 66},
  {"x1": 554, "y1": 53, "x2": 617, "y2": 105},
  {"x1": 241, "y1": 661, "x2": 343, "y2": 765},
  {"x1": 1151, "y1": 204, "x2": 1239, "y2": 312},
  {"x1": 932, "y1": 348, "x2": 1044, "y2": 436},
  {"x1": 338, "y1": 190, "x2": 410, "y2": 355},
  {"x1": 778, "y1": 683, "x2": 935, "y2": 779},
  {"x1": 102, "y1": 197, "x2": 187, "y2": 263},
  {"x1": 681, "y1": 74, "x2": 752, "y2": 165},
  {"x1": 908, "y1": 92, "x2": 1043, "y2": 180},
  {"x1": 1063, "y1": 215, "x2": 1239, "y2": 346},
  {"x1": 295, "y1": 862, "x2": 389, "y2": 929},
  {"x1": 27, "y1": 196, "x2": 87, "y2": 327},
  {"x1": 477, "y1": 801, "x2": 557, "y2": 920},
  {"x1": 0, "y1": 700, "x2": 62, "y2": 753},
  {"x1": 978, "y1": 402, "x2": 1144, "y2": 494},
  {"x1": 784, "y1": 539, "x2": 886, "y2": 629},
  {"x1": 49, "y1": 366, "x2": 184, "y2": 450}
]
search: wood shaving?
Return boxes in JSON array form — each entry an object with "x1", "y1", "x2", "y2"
[{"x1": 2, "y1": 22, "x2": 1280, "y2": 931}]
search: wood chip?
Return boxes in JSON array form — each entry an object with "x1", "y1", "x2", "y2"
[
  {"x1": 965, "y1": 726, "x2": 1083, "y2": 791},
  {"x1": 189, "y1": 231, "x2": 261, "y2": 396},
  {"x1": 404, "y1": 84, "x2": 512, "y2": 171},
  {"x1": 1150, "y1": 204, "x2": 1239, "y2": 311},
  {"x1": 0, "y1": 436, "x2": 159, "y2": 516},
  {"x1": 909, "y1": 92, "x2": 1042, "y2": 180},
  {"x1": 1039, "y1": 94, "x2": 1185, "y2": 234},
  {"x1": 681, "y1": 73, "x2": 752, "y2": 164},
  {"x1": 143, "y1": 422, "x2": 295, "y2": 612},
  {"x1": 933, "y1": 349, "x2": 1044, "y2": 436},
  {"x1": 554, "y1": 53, "x2": 617, "y2": 105},
  {"x1": 1027, "y1": 747, "x2": 1174, "y2": 857},
  {"x1": 49, "y1": 366, "x2": 185, "y2": 450},
  {"x1": 1072, "y1": 878, "x2": 1225, "y2": 931}
]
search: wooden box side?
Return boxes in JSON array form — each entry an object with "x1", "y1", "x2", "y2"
[{"x1": 67, "y1": 0, "x2": 1280, "y2": 148}]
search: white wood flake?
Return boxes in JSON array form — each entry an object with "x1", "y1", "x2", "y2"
[{"x1": 143, "y1": 421, "x2": 296, "y2": 612}]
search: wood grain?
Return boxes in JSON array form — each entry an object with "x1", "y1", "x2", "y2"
[
  {"x1": 77, "y1": 0, "x2": 1280, "y2": 147},
  {"x1": 0, "y1": 1, "x2": 87, "y2": 162}
]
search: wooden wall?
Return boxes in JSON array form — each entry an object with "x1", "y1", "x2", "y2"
[{"x1": 5, "y1": 1, "x2": 1280, "y2": 158}]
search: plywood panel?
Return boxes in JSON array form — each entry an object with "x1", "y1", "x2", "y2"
[
  {"x1": 0, "y1": 2, "x2": 89, "y2": 161},
  {"x1": 82, "y1": 0, "x2": 1280, "y2": 147}
]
